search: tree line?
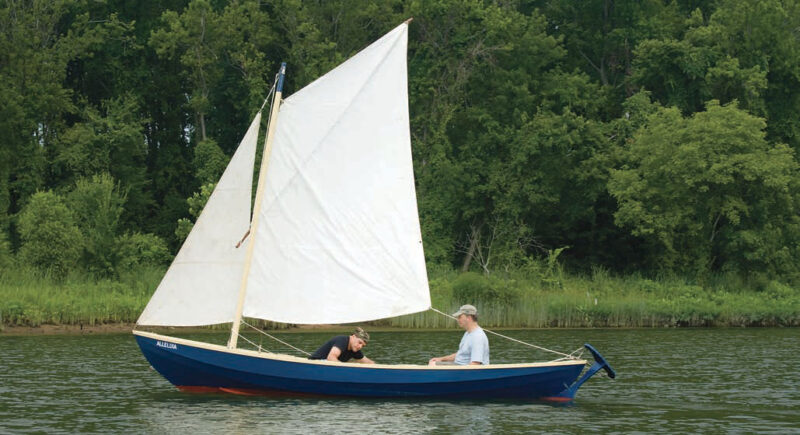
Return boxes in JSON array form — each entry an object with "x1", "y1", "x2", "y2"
[{"x1": 1, "y1": 0, "x2": 798, "y2": 285}]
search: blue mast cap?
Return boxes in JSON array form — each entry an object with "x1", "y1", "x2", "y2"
[{"x1": 277, "y1": 62, "x2": 287, "y2": 93}]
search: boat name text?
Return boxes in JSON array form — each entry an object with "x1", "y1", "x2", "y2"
[{"x1": 156, "y1": 341, "x2": 178, "y2": 350}]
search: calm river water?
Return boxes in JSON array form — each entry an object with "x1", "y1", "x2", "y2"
[{"x1": 1, "y1": 328, "x2": 798, "y2": 433}]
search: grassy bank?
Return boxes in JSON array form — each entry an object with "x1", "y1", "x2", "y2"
[
  {"x1": 0, "y1": 267, "x2": 160, "y2": 328},
  {"x1": 2, "y1": 266, "x2": 799, "y2": 330},
  {"x1": 386, "y1": 267, "x2": 800, "y2": 328}
]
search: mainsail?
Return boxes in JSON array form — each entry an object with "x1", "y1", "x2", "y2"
[
  {"x1": 138, "y1": 22, "x2": 429, "y2": 327},
  {"x1": 244, "y1": 23, "x2": 430, "y2": 324},
  {"x1": 137, "y1": 113, "x2": 261, "y2": 326}
]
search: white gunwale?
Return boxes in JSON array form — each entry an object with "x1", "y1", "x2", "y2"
[{"x1": 134, "y1": 330, "x2": 587, "y2": 370}]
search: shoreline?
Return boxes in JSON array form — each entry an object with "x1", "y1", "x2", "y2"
[
  {"x1": 1, "y1": 322, "x2": 793, "y2": 336},
  {"x1": 4, "y1": 267, "x2": 798, "y2": 333},
  {"x1": 0, "y1": 323, "x2": 452, "y2": 336}
]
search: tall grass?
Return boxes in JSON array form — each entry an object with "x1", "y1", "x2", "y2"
[
  {"x1": 0, "y1": 266, "x2": 162, "y2": 326},
  {"x1": 1, "y1": 264, "x2": 798, "y2": 328},
  {"x1": 385, "y1": 268, "x2": 800, "y2": 328}
]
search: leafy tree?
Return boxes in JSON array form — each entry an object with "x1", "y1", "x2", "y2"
[
  {"x1": 272, "y1": 0, "x2": 341, "y2": 92},
  {"x1": 175, "y1": 136, "x2": 229, "y2": 242},
  {"x1": 56, "y1": 95, "x2": 150, "y2": 230},
  {"x1": 631, "y1": 9, "x2": 768, "y2": 115},
  {"x1": 0, "y1": 0, "x2": 78, "y2": 246},
  {"x1": 204, "y1": 0, "x2": 276, "y2": 152},
  {"x1": 407, "y1": 0, "x2": 571, "y2": 267},
  {"x1": 150, "y1": 0, "x2": 221, "y2": 142},
  {"x1": 496, "y1": 110, "x2": 610, "y2": 268},
  {"x1": 150, "y1": 0, "x2": 276, "y2": 146},
  {"x1": 17, "y1": 191, "x2": 83, "y2": 277},
  {"x1": 703, "y1": 0, "x2": 800, "y2": 149},
  {"x1": 535, "y1": 0, "x2": 686, "y2": 98},
  {"x1": 66, "y1": 174, "x2": 126, "y2": 276},
  {"x1": 115, "y1": 232, "x2": 170, "y2": 273},
  {"x1": 0, "y1": 1, "x2": 140, "y2": 244},
  {"x1": 609, "y1": 100, "x2": 799, "y2": 278},
  {"x1": 193, "y1": 139, "x2": 228, "y2": 185},
  {"x1": 1, "y1": 0, "x2": 799, "y2": 285},
  {"x1": 175, "y1": 182, "x2": 215, "y2": 242}
]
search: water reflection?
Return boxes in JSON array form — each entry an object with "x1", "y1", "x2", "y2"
[{"x1": 1, "y1": 329, "x2": 799, "y2": 433}]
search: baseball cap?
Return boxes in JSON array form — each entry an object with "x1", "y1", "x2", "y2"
[
  {"x1": 452, "y1": 304, "x2": 478, "y2": 317},
  {"x1": 353, "y1": 327, "x2": 370, "y2": 343}
]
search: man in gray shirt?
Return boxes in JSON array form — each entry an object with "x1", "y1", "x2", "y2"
[{"x1": 428, "y1": 304, "x2": 490, "y2": 365}]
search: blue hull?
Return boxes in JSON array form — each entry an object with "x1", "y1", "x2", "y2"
[{"x1": 134, "y1": 331, "x2": 602, "y2": 400}]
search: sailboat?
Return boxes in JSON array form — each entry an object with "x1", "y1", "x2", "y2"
[{"x1": 133, "y1": 21, "x2": 615, "y2": 400}]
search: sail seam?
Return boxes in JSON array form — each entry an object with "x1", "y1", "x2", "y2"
[
  {"x1": 251, "y1": 26, "x2": 413, "y2": 307},
  {"x1": 259, "y1": 26, "x2": 406, "y2": 218}
]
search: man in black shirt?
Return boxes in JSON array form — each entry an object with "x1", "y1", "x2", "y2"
[{"x1": 308, "y1": 327, "x2": 375, "y2": 364}]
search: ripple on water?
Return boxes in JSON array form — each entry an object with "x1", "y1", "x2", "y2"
[{"x1": 1, "y1": 329, "x2": 799, "y2": 433}]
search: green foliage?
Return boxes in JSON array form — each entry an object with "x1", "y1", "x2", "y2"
[
  {"x1": 17, "y1": 191, "x2": 83, "y2": 278},
  {"x1": 174, "y1": 182, "x2": 215, "y2": 242},
  {"x1": 16, "y1": 175, "x2": 167, "y2": 279},
  {"x1": 115, "y1": 232, "x2": 170, "y2": 273},
  {"x1": 0, "y1": 265, "x2": 162, "y2": 327},
  {"x1": 0, "y1": 0, "x2": 75, "y2": 235},
  {"x1": 631, "y1": 18, "x2": 768, "y2": 115},
  {"x1": 2, "y1": 0, "x2": 800, "y2": 298},
  {"x1": 451, "y1": 272, "x2": 520, "y2": 305},
  {"x1": 705, "y1": 0, "x2": 800, "y2": 149},
  {"x1": 0, "y1": 230, "x2": 12, "y2": 271},
  {"x1": 150, "y1": 0, "x2": 276, "y2": 143},
  {"x1": 609, "y1": 100, "x2": 800, "y2": 277},
  {"x1": 150, "y1": 0, "x2": 221, "y2": 141},
  {"x1": 66, "y1": 174, "x2": 126, "y2": 276},
  {"x1": 194, "y1": 139, "x2": 228, "y2": 185},
  {"x1": 389, "y1": 267, "x2": 800, "y2": 328},
  {"x1": 56, "y1": 95, "x2": 150, "y2": 229}
]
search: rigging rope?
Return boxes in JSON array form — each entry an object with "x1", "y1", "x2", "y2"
[
  {"x1": 430, "y1": 308, "x2": 578, "y2": 360},
  {"x1": 241, "y1": 320, "x2": 311, "y2": 356},
  {"x1": 259, "y1": 74, "x2": 278, "y2": 112},
  {"x1": 237, "y1": 332, "x2": 269, "y2": 353},
  {"x1": 236, "y1": 76, "x2": 280, "y2": 249}
]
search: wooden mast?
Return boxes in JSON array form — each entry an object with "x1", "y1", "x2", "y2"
[{"x1": 228, "y1": 63, "x2": 286, "y2": 349}]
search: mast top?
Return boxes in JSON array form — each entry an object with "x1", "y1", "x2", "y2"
[{"x1": 277, "y1": 62, "x2": 287, "y2": 94}]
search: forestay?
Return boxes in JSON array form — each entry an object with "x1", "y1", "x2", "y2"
[
  {"x1": 243, "y1": 23, "x2": 431, "y2": 324},
  {"x1": 137, "y1": 113, "x2": 261, "y2": 326}
]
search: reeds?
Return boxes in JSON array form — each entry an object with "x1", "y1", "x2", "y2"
[
  {"x1": 1, "y1": 265, "x2": 798, "y2": 328},
  {"x1": 0, "y1": 266, "x2": 160, "y2": 326},
  {"x1": 387, "y1": 269, "x2": 800, "y2": 328}
]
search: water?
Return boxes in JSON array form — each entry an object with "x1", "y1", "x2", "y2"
[{"x1": 1, "y1": 328, "x2": 798, "y2": 433}]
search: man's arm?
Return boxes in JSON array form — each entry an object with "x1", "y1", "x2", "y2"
[
  {"x1": 428, "y1": 352, "x2": 457, "y2": 366},
  {"x1": 326, "y1": 346, "x2": 343, "y2": 362},
  {"x1": 354, "y1": 355, "x2": 375, "y2": 364},
  {"x1": 469, "y1": 333, "x2": 488, "y2": 365}
]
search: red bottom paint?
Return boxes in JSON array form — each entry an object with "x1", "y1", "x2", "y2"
[
  {"x1": 176, "y1": 385, "x2": 575, "y2": 401},
  {"x1": 176, "y1": 386, "x2": 324, "y2": 398},
  {"x1": 539, "y1": 396, "x2": 574, "y2": 402},
  {"x1": 176, "y1": 386, "x2": 221, "y2": 393}
]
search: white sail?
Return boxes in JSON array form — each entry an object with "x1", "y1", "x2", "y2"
[
  {"x1": 137, "y1": 113, "x2": 261, "y2": 326},
  {"x1": 243, "y1": 23, "x2": 431, "y2": 324}
]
